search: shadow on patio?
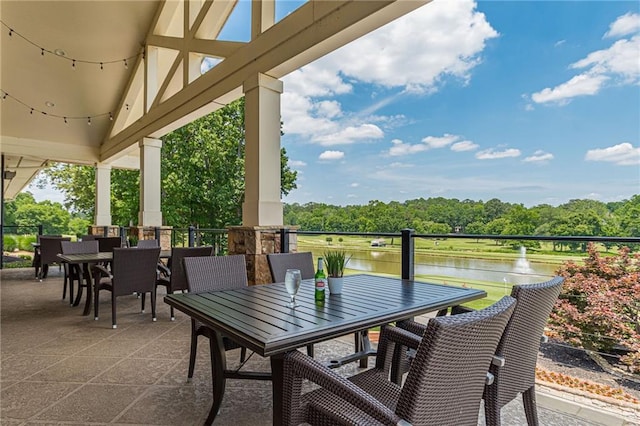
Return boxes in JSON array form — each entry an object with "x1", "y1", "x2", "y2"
[{"x1": 0, "y1": 268, "x2": 633, "y2": 425}]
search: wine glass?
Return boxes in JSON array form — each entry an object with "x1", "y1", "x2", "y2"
[{"x1": 284, "y1": 268, "x2": 302, "y2": 308}]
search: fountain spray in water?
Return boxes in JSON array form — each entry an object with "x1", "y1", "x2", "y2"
[{"x1": 513, "y1": 246, "x2": 534, "y2": 274}]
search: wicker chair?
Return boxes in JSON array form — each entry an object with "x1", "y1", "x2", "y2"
[
  {"x1": 136, "y1": 239, "x2": 159, "y2": 248},
  {"x1": 60, "y1": 240, "x2": 99, "y2": 306},
  {"x1": 397, "y1": 276, "x2": 564, "y2": 426},
  {"x1": 36, "y1": 236, "x2": 70, "y2": 280},
  {"x1": 95, "y1": 236, "x2": 123, "y2": 252},
  {"x1": 156, "y1": 246, "x2": 213, "y2": 320},
  {"x1": 267, "y1": 252, "x2": 316, "y2": 282},
  {"x1": 92, "y1": 247, "x2": 161, "y2": 329},
  {"x1": 267, "y1": 252, "x2": 316, "y2": 357},
  {"x1": 282, "y1": 296, "x2": 516, "y2": 426},
  {"x1": 183, "y1": 255, "x2": 250, "y2": 380}
]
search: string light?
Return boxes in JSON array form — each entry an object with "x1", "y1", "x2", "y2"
[
  {"x1": 1, "y1": 89, "x2": 113, "y2": 125},
  {"x1": 0, "y1": 20, "x2": 141, "y2": 70}
]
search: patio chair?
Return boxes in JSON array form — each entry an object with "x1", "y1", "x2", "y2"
[
  {"x1": 36, "y1": 236, "x2": 70, "y2": 280},
  {"x1": 397, "y1": 276, "x2": 564, "y2": 426},
  {"x1": 60, "y1": 240, "x2": 98, "y2": 306},
  {"x1": 183, "y1": 254, "x2": 249, "y2": 380},
  {"x1": 92, "y1": 247, "x2": 161, "y2": 328},
  {"x1": 266, "y1": 252, "x2": 318, "y2": 357},
  {"x1": 155, "y1": 246, "x2": 213, "y2": 320},
  {"x1": 136, "y1": 239, "x2": 159, "y2": 248},
  {"x1": 95, "y1": 236, "x2": 123, "y2": 252},
  {"x1": 282, "y1": 296, "x2": 516, "y2": 426}
]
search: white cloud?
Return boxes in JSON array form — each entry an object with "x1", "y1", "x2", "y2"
[
  {"x1": 476, "y1": 148, "x2": 521, "y2": 160},
  {"x1": 422, "y1": 134, "x2": 460, "y2": 149},
  {"x1": 531, "y1": 12, "x2": 640, "y2": 105},
  {"x1": 281, "y1": 0, "x2": 497, "y2": 145},
  {"x1": 531, "y1": 74, "x2": 609, "y2": 104},
  {"x1": 604, "y1": 12, "x2": 640, "y2": 38},
  {"x1": 523, "y1": 150, "x2": 554, "y2": 163},
  {"x1": 319, "y1": 150, "x2": 345, "y2": 161},
  {"x1": 388, "y1": 134, "x2": 476, "y2": 156},
  {"x1": 288, "y1": 160, "x2": 307, "y2": 167},
  {"x1": 350, "y1": 183, "x2": 359, "y2": 188},
  {"x1": 451, "y1": 140, "x2": 479, "y2": 152},
  {"x1": 319, "y1": 0, "x2": 498, "y2": 94},
  {"x1": 389, "y1": 162, "x2": 414, "y2": 168},
  {"x1": 585, "y1": 142, "x2": 640, "y2": 165},
  {"x1": 314, "y1": 124, "x2": 384, "y2": 146}
]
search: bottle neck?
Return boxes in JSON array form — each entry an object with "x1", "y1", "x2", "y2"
[{"x1": 317, "y1": 258, "x2": 323, "y2": 271}]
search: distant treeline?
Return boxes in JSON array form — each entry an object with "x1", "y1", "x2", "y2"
[{"x1": 284, "y1": 196, "x2": 640, "y2": 242}]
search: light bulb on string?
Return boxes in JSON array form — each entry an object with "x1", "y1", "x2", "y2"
[
  {"x1": 87, "y1": 117, "x2": 91, "y2": 126},
  {"x1": 100, "y1": 62, "x2": 103, "y2": 70},
  {"x1": 64, "y1": 117, "x2": 68, "y2": 125},
  {"x1": 123, "y1": 59, "x2": 128, "y2": 69},
  {"x1": 109, "y1": 112, "x2": 113, "y2": 121},
  {"x1": 41, "y1": 48, "x2": 44, "y2": 56},
  {"x1": 72, "y1": 59, "x2": 76, "y2": 70},
  {"x1": 8, "y1": 28, "x2": 12, "y2": 37},
  {"x1": 2, "y1": 92, "x2": 7, "y2": 100},
  {"x1": 30, "y1": 108, "x2": 34, "y2": 115}
]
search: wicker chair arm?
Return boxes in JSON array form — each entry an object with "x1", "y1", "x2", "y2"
[
  {"x1": 395, "y1": 320, "x2": 427, "y2": 338},
  {"x1": 157, "y1": 262, "x2": 170, "y2": 278},
  {"x1": 383, "y1": 324, "x2": 423, "y2": 350},
  {"x1": 284, "y1": 350, "x2": 407, "y2": 426},
  {"x1": 91, "y1": 264, "x2": 112, "y2": 280}
]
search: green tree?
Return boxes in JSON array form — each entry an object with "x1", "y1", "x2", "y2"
[{"x1": 37, "y1": 98, "x2": 297, "y2": 229}]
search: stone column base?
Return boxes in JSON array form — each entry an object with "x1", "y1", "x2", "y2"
[
  {"x1": 127, "y1": 226, "x2": 172, "y2": 249},
  {"x1": 227, "y1": 226, "x2": 299, "y2": 285},
  {"x1": 89, "y1": 226, "x2": 120, "y2": 237}
]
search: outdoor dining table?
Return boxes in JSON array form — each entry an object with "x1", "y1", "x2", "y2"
[
  {"x1": 164, "y1": 273, "x2": 487, "y2": 425},
  {"x1": 57, "y1": 250, "x2": 171, "y2": 315}
]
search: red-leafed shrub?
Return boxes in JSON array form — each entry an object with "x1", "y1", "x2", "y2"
[{"x1": 548, "y1": 243, "x2": 640, "y2": 374}]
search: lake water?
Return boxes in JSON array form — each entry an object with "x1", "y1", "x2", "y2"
[{"x1": 303, "y1": 247, "x2": 558, "y2": 285}]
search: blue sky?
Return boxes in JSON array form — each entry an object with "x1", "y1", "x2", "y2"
[
  {"x1": 30, "y1": 0, "x2": 639, "y2": 208},
  {"x1": 278, "y1": 0, "x2": 640, "y2": 207}
]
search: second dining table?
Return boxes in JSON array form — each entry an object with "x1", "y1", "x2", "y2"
[
  {"x1": 164, "y1": 273, "x2": 487, "y2": 425},
  {"x1": 58, "y1": 250, "x2": 171, "y2": 315}
]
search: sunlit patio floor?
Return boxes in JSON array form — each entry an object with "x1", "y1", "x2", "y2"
[{"x1": 1, "y1": 267, "x2": 634, "y2": 425}]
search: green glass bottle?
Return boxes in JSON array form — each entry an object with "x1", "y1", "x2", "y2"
[{"x1": 314, "y1": 257, "x2": 326, "y2": 301}]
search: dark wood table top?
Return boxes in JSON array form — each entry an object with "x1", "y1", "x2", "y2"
[
  {"x1": 165, "y1": 273, "x2": 486, "y2": 356},
  {"x1": 58, "y1": 250, "x2": 171, "y2": 263}
]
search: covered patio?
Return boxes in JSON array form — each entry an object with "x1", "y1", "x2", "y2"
[{"x1": 2, "y1": 267, "x2": 630, "y2": 425}]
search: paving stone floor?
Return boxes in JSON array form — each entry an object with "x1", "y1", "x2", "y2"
[{"x1": 0, "y1": 267, "x2": 628, "y2": 425}]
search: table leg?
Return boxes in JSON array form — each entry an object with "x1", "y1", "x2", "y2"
[
  {"x1": 81, "y1": 263, "x2": 93, "y2": 316},
  {"x1": 270, "y1": 354, "x2": 285, "y2": 426},
  {"x1": 204, "y1": 330, "x2": 227, "y2": 425}
]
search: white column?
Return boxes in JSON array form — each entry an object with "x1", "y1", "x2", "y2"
[
  {"x1": 242, "y1": 73, "x2": 283, "y2": 226},
  {"x1": 94, "y1": 163, "x2": 112, "y2": 226},
  {"x1": 138, "y1": 137, "x2": 163, "y2": 226}
]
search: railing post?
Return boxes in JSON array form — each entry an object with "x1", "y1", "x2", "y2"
[
  {"x1": 280, "y1": 228, "x2": 289, "y2": 253},
  {"x1": 38, "y1": 224, "x2": 43, "y2": 236},
  {"x1": 119, "y1": 226, "x2": 126, "y2": 247},
  {"x1": 102, "y1": 226, "x2": 108, "y2": 237},
  {"x1": 188, "y1": 225, "x2": 195, "y2": 247},
  {"x1": 154, "y1": 226, "x2": 161, "y2": 241},
  {"x1": 401, "y1": 229, "x2": 415, "y2": 280}
]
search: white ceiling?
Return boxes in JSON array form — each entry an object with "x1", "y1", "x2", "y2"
[{"x1": 1, "y1": 1, "x2": 159, "y2": 197}]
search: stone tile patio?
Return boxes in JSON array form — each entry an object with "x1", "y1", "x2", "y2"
[{"x1": 0, "y1": 267, "x2": 632, "y2": 425}]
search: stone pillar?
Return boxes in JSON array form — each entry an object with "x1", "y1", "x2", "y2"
[
  {"x1": 242, "y1": 73, "x2": 284, "y2": 227},
  {"x1": 139, "y1": 137, "x2": 163, "y2": 226},
  {"x1": 227, "y1": 226, "x2": 298, "y2": 285},
  {"x1": 94, "y1": 163, "x2": 112, "y2": 226},
  {"x1": 126, "y1": 226, "x2": 172, "y2": 249}
]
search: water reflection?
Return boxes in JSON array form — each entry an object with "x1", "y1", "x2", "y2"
[{"x1": 306, "y1": 247, "x2": 556, "y2": 285}]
